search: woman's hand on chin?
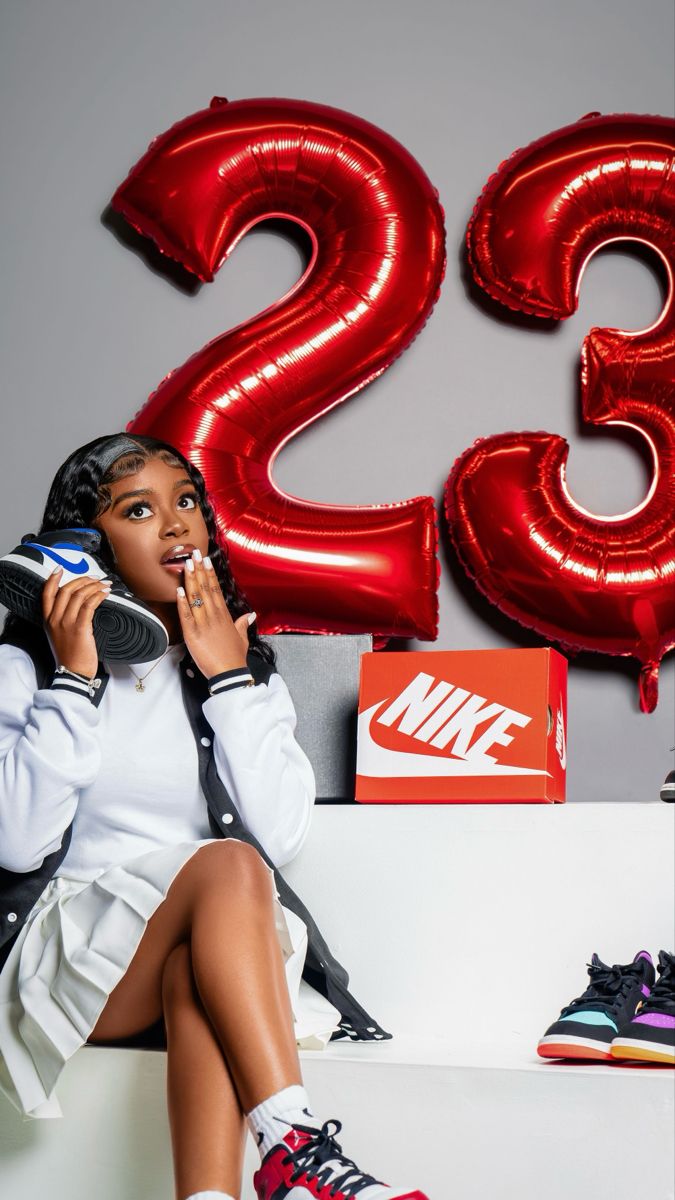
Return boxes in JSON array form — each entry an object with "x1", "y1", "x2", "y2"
[{"x1": 175, "y1": 549, "x2": 254, "y2": 679}]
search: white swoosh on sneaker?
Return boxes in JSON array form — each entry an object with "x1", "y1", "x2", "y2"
[{"x1": 357, "y1": 702, "x2": 550, "y2": 778}]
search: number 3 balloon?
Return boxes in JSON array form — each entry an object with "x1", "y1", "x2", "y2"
[
  {"x1": 446, "y1": 113, "x2": 675, "y2": 712},
  {"x1": 112, "y1": 97, "x2": 445, "y2": 640}
]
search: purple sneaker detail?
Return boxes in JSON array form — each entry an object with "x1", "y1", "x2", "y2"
[
  {"x1": 633, "y1": 1012, "x2": 675, "y2": 1029},
  {"x1": 641, "y1": 984, "x2": 651, "y2": 997},
  {"x1": 636, "y1": 951, "x2": 653, "y2": 966}
]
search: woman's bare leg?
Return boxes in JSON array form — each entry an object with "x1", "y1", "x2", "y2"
[
  {"x1": 88, "y1": 841, "x2": 303, "y2": 1191},
  {"x1": 162, "y1": 941, "x2": 247, "y2": 1199}
]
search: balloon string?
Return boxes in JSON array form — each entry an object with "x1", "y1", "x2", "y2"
[{"x1": 639, "y1": 662, "x2": 659, "y2": 713}]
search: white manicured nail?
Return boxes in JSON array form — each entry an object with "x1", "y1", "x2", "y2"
[
  {"x1": 185, "y1": 558, "x2": 195, "y2": 572},
  {"x1": 193, "y1": 548, "x2": 202, "y2": 562},
  {"x1": 247, "y1": 612, "x2": 257, "y2": 625},
  {"x1": 203, "y1": 555, "x2": 213, "y2": 570},
  {"x1": 177, "y1": 586, "x2": 186, "y2": 597}
]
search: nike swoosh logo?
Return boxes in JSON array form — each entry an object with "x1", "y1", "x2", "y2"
[
  {"x1": 357, "y1": 702, "x2": 550, "y2": 778},
  {"x1": 24, "y1": 543, "x2": 90, "y2": 574},
  {"x1": 557, "y1": 712, "x2": 567, "y2": 770}
]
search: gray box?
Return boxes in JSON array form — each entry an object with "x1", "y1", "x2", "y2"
[{"x1": 266, "y1": 634, "x2": 372, "y2": 802}]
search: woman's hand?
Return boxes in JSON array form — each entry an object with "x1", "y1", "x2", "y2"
[
  {"x1": 176, "y1": 550, "x2": 254, "y2": 680},
  {"x1": 42, "y1": 568, "x2": 112, "y2": 677}
]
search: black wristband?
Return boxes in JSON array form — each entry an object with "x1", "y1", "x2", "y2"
[{"x1": 207, "y1": 667, "x2": 255, "y2": 697}]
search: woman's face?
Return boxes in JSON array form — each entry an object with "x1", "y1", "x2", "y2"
[{"x1": 92, "y1": 456, "x2": 210, "y2": 603}]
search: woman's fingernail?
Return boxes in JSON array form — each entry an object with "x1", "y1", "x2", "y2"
[
  {"x1": 177, "y1": 586, "x2": 186, "y2": 598},
  {"x1": 203, "y1": 555, "x2": 212, "y2": 570},
  {"x1": 185, "y1": 558, "x2": 195, "y2": 573},
  {"x1": 247, "y1": 612, "x2": 257, "y2": 626},
  {"x1": 52, "y1": 566, "x2": 62, "y2": 574},
  {"x1": 193, "y1": 548, "x2": 202, "y2": 562}
]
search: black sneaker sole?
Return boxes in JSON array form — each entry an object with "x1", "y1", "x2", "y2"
[{"x1": 0, "y1": 553, "x2": 168, "y2": 663}]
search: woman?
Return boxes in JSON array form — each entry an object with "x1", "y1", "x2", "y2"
[{"x1": 0, "y1": 433, "x2": 425, "y2": 1200}]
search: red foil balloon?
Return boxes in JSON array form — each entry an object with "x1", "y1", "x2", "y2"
[
  {"x1": 111, "y1": 97, "x2": 445, "y2": 639},
  {"x1": 446, "y1": 113, "x2": 675, "y2": 712}
]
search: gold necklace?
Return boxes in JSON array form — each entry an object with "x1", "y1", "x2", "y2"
[{"x1": 127, "y1": 645, "x2": 174, "y2": 693}]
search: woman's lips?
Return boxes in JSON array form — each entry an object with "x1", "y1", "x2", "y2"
[{"x1": 161, "y1": 562, "x2": 186, "y2": 575}]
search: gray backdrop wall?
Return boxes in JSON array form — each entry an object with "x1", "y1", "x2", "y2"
[{"x1": 1, "y1": 0, "x2": 673, "y2": 802}]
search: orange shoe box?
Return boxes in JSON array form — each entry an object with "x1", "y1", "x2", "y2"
[{"x1": 355, "y1": 648, "x2": 567, "y2": 804}]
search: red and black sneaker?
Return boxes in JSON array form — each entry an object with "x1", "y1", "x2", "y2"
[{"x1": 253, "y1": 1119, "x2": 429, "y2": 1200}]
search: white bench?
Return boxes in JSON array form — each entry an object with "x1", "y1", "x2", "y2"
[{"x1": 1, "y1": 803, "x2": 673, "y2": 1200}]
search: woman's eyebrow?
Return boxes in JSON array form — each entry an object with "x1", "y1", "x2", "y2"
[{"x1": 111, "y1": 477, "x2": 193, "y2": 509}]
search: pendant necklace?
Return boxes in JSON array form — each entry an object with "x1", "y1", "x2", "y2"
[{"x1": 127, "y1": 644, "x2": 174, "y2": 693}]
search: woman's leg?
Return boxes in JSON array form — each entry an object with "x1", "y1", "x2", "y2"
[
  {"x1": 88, "y1": 840, "x2": 303, "y2": 1193},
  {"x1": 161, "y1": 941, "x2": 247, "y2": 1200}
]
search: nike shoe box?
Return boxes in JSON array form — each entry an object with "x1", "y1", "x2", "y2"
[
  {"x1": 268, "y1": 633, "x2": 372, "y2": 802},
  {"x1": 355, "y1": 647, "x2": 567, "y2": 803}
]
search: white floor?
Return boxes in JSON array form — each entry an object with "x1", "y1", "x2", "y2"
[{"x1": 1, "y1": 803, "x2": 673, "y2": 1200}]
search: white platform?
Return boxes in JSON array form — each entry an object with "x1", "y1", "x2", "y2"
[
  {"x1": 283, "y1": 803, "x2": 675, "y2": 1049},
  {"x1": 1, "y1": 803, "x2": 673, "y2": 1200}
]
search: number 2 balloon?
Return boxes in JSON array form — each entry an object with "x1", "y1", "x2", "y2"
[
  {"x1": 111, "y1": 97, "x2": 445, "y2": 640},
  {"x1": 446, "y1": 113, "x2": 675, "y2": 712}
]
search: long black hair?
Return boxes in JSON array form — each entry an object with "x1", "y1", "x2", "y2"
[{"x1": 0, "y1": 432, "x2": 274, "y2": 675}]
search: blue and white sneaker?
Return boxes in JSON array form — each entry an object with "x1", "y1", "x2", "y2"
[{"x1": 0, "y1": 527, "x2": 168, "y2": 663}]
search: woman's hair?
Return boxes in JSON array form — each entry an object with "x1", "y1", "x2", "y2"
[{"x1": 0, "y1": 432, "x2": 275, "y2": 673}]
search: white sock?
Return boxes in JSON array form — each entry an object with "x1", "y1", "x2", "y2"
[
  {"x1": 184, "y1": 1192, "x2": 236, "y2": 1200},
  {"x1": 246, "y1": 1083, "x2": 319, "y2": 1157}
]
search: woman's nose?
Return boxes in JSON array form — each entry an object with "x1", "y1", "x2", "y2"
[{"x1": 161, "y1": 512, "x2": 190, "y2": 536}]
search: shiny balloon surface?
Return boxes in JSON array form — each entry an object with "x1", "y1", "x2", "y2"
[
  {"x1": 447, "y1": 113, "x2": 675, "y2": 711},
  {"x1": 112, "y1": 97, "x2": 445, "y2": 639}
]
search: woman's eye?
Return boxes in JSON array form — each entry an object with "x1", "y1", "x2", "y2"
[
  {"x1": 125, "y1": 503, "x2": 152, "y2": 519},
  {"x1": 124, "y1": 493, "x2": 198, "y2": 519}
]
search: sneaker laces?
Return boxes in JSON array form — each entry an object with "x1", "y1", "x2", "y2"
[
  {"x1": 282, "y1": 1119, "x2": 383, "y2": 1197},
  {"x1": 638, "y1": 952, "x2": 675, "y2": 1014},
  {"x1": 562, "y1": 959, "x2": 644, "y2": 1018}
]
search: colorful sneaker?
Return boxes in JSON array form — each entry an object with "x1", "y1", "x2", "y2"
[
  {"x1": 253, "y1": 1119, "x2": 428, "y2": 1200},
  {"x1": 537, "y1": 951, "x2": 655, "y2": 1061},
  {"x1": 611, "y1": 950, "x2": 675, "y2": 1064},
  {"x1": 0, "y1": 527, "x2": 168, "y2": 663}
]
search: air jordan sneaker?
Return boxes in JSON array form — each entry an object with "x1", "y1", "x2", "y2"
[
  {"x1": 611, "y1": 950, "x2": 675, "y2": 1064},
  {"x1": 253, "y1": 1119, "x2": 429, "y2": 1200},
  {"x1": 537, "y1": 951, "x2": 655, "y2": 1061},
  {"x1": 0, "y1": 527, "x2": 168, "y2": 663}
]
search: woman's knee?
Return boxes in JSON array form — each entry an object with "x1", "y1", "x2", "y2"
[{"x1": 192, "y1": 839, "x2": 275, "y2": 898}]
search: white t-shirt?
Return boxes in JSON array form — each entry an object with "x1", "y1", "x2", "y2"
[{"x1": 0, "y1": 642, "x2": 316, "y2": 880}]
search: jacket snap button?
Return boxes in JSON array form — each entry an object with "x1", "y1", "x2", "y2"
[
  {"x1": 221, "y1": 813, "x2": 234, "y2": 824},
  {"x1": 186, "y1": 668, "x2": 195, "y2": 678},
  {"x1": 201, "y1": 736, "x2": 211, "y2": 747},
  {"x1": 7, "y1": 912, "x2": 17, "y2": 922}
]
